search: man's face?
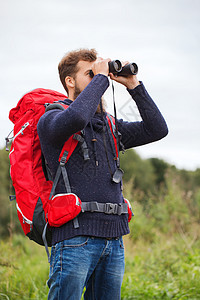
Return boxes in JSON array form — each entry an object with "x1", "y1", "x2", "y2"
[{"x1": 73, "y1": 60, "x2": 94, "y2": 99}]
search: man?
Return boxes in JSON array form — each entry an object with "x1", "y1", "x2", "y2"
[{"x1": 37, "y1": 48, "x2": 168, "y2": 300}]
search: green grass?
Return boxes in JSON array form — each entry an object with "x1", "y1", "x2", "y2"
[
  {"x1": 0, "y1": 233, "x2": 200, "y2": 300},
  {"x1": 0, "y1": 235, "x2": 49, "y2": 300},
  {"x1": 122, "y1": 235, "x2": 200, "y2": 299}
]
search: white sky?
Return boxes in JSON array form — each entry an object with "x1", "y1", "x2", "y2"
[{"x1": 0, "y1": 0, "x2": 200, "y2": 170}]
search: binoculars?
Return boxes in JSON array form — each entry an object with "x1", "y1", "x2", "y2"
[
  {"x1": 89, "y1": 60, "x2": 138, "y2": 78},
  {"x1": 108, "y1": 60, "x2": 138, "y2": 76}
]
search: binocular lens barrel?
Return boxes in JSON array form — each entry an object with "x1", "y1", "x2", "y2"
[
  {"x1": 117, "y1": 62, "x2": 138, "y2": 76},
  {"x1": 89, "y1": 60, "x2": 138, "y2": 78},
  {"x1": 108, "y1": 60, "x2": 122, "y2": 74},
  {"x1": 130, "y1": 63, "x2": 138, "y2": 74},
  {"x1": 109, "y1": 60, "x2": 138, "y2": 76}
]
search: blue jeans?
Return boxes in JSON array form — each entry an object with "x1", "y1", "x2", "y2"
[{"x1": 47, "y1": 236, "x2": 125, "y2": 300}]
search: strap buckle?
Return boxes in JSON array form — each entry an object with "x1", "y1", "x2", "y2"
[
  {"x1": 105, "y1": 203, "x2": 118, "y2": 214},
  {"x1": 60, "y1": 151, "x2": 68, "y2": 166},
  {"x1": 89, "y1": 202, "x2": 99, "y2": 212}
]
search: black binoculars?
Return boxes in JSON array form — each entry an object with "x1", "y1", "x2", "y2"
[
  {"x1": 108, "y1": 60, "x2": 138, "y2": 76},
  {"x1": 89, "y1": 60, "x2": 138, "y2": 78}
]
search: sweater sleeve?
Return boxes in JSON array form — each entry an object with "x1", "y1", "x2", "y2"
[
  {"x1": 37, "y1": 74, "x2": 109, "y2": 145},
  {"x1": 117, "y1": 82, "x2": 168, "y2": 149}
]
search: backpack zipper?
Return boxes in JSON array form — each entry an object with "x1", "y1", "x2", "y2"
[
  {"x1": 16, "y1": 203, "x2": 33, "y2": 225},
  {"x1": 13, "y1": 122, "x2": 29, "y2": 141},
  {"x1": 9, "y1": 122, "x2": 29, "y2": 155}
]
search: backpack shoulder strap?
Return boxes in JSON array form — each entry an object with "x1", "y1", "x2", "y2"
[
  {"x1": 106, "y1": 113, "x2": 125, "y2": 155},
  {"x1": 45, "y1": 101, "x2": 88, "y2": 164},
  {"x1": 106, "y1": 113, "x2": 119, "y2": 159},
  {"x1": 45, "y1": 102, "x2": 66, "y2": 112},
  {"x1": 46, "y1": 102, "x2": 82, "y2": 199}
]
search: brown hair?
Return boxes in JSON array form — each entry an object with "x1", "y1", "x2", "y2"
[{"x1": 58, "y1": 48, "x2": 97, "y2": 93}]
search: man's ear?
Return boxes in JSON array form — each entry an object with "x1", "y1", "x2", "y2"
[{"x1": 65, "y1": 76, "x2": 75, "y2": 89}]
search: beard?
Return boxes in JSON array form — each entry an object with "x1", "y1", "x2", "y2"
[
  {"x1": 73, "y1": 84, "x2": 82, "y2": 100},
  {"x1": 73, "y1": 82, "x2": 107, "y2": 114}
]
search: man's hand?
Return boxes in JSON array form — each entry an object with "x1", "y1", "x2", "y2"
[
  {"x1": 92, "y1": 57, "x2": 111, "y2": 77},
  {"x1": 109, "y1": 61, "x2": 140, "y2": 89}
]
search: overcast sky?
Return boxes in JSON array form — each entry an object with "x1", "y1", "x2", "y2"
[{"x1": 1, "y1": 0, "x2": 200, "y2": 170}]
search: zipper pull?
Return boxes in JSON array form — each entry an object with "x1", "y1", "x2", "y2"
[
  {"x1": 5, "y1": 129, "x2": 14, "y2": 151},
  {"x1": 5, "y1": 137, "x2": 10, "y2": 152},
  {"x1": 21, "y1": 122, "x2": 29, "y2": 135}
]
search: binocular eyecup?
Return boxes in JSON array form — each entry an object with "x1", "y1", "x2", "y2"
[{"x1": 108, "y1": 60, "x2": 138, "y2": 76}]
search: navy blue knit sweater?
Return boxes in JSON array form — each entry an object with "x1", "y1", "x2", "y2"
[{"x1": 37, "y1": 74, "x2": 168, "y2": 244}]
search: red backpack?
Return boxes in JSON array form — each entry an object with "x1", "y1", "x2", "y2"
[
  {"x1": 8, "y1": 88, "x2": 133, "y2": 259},
  {"x1": 8, "y1": 89, "x2": 73, "y2": 247}
]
